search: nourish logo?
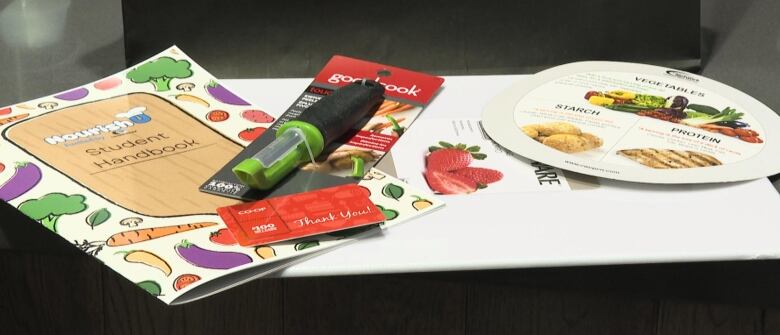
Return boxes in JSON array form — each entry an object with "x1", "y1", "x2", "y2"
[{"x1": 43, "y1": 106, "x2": 149, "y2": 145}]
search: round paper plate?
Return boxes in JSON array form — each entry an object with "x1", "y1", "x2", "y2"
[{"x1": 482, "y1": 61, "x2": 780, "y2": 183}]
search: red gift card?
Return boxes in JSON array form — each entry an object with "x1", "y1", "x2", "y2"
[{"x1": 217, "y1": 184, "x2": 384, "y2": 246}]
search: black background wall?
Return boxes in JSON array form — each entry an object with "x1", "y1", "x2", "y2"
[{"x1": 122, "y1": 0, "x2": 701, "y2": 77}]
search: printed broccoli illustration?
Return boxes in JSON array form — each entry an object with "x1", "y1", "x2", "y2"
[
  {"x1": 18, "y1": 193, "x2": 88, "y2": 233},
  {"x1": 126, "y1": 56, "x2": 193, "y2": 92}
]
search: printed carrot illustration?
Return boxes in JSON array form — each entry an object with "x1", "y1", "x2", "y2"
[
  {"x1": 75, "y1": 222, "x2": 217, "y2": 255},
  {"x1": 116, "y1": 250, "x2": 172, "y2": 276},
  {"x1": 0, "y1": 113, "x2": 29, "y2": 126}
]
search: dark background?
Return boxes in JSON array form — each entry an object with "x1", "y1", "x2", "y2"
[
  {"x1": 122, "y1": 0, "x2": 702, "y2": 76},
  {"x1": 2, "y1": 0, "x2": 780, "y2": 333}
]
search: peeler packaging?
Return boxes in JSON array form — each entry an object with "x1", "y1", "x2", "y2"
[{"x1": 201, "y1": 55, "x2": 444, "y2": 200}]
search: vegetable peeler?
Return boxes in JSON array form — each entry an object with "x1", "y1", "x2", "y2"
[{"x1": 232, "y1": 80, "x2": 385, "y2": 190}]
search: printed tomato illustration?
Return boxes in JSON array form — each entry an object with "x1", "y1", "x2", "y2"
[
  {"x1": 238, "y1": 127, "x2": 266, "y2": 142},
  {"x1": 206, "y1": 110, "x2": 230, "y2": 122},
  {"x1": 241, "y1": 109, "x2": 275, "y2": 123},
  {"x1": 94, "y1": 77, "x2": 122, "y2": 90},
  {"x1": 0, "y1": 162, "x2": 5, "y2": 173},
  {"x1": 209, "y1": 228, "x2": 237, "y2": 245},
  {"x1": 0, "y1": 107, "x2": 10, "y2": 115},
  {"x1": 173, "y1": 274, "x2": 201, "y2": 291}
]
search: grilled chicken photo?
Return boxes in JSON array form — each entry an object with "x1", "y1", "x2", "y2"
[{"x1": 617, "y1": 148, "x2": 722, "y2": 169}]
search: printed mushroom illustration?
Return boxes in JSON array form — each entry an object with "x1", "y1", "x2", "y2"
[
  {"x1": 120, "y1": 217, "x2": 143, "y2": 228},
  {"x1": 176, "y1": 82, "x2": 196, "y2": 92},
  {"x1": 38, "y1": 101, "x2": 58, "y2": 110}
]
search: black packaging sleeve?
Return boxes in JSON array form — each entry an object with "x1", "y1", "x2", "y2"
[{"x1": 296, "y1": 80, "x2": 385, "y2": 145}]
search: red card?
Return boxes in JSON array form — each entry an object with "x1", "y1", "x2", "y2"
[{"x1": 217, "y1": 184, "x2": 384, "y2": 246}]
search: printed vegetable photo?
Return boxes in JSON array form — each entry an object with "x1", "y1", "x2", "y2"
[{"x1": 585, "y1": 89, "x2": 763, "y2": 143}]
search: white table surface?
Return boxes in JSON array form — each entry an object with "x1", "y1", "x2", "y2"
[{"x1": 223, "y1": 76, "x2": 780, "y2": 277}]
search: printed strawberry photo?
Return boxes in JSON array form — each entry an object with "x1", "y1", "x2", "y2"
[{"x1": 422, "y1": 141, "x2": 503, "y2": 195}]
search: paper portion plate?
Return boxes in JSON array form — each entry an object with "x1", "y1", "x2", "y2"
[{"x1": 481, "y1": 61, "x2": 780, "y2": 183}]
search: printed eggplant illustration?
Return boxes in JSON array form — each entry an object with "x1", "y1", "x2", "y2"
[
  {"x1": 205, "y1": 80, "x2": 250, "y2": 105},
  {"x1": 0, "y1": 162, "x2": 42, "y2": 202},
  {"x1": 54, "y1": 87, "x2": 89, "y2": 101},
  {"x1": 175, "y1": 239, "x2": 252, "y2": 269}
]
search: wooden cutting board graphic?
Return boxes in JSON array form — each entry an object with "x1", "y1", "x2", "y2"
[{"x1": 4, "y1": 93, "x2": 243, "y2": 216}]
